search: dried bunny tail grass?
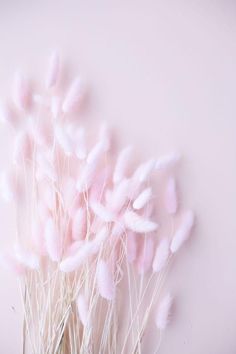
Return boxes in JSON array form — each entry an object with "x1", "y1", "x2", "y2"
[
  {"x1": 124, "y1": 210, "x2": 158, "y2": 233},
  {"x1": 71, "y1": 208, "x2": 87, "y2": 240},
  {"x1": 50, "y1": 95, "x2": 61, "y2": 119},
  {"x1": 155, "y1": 293, "x2": 173, "y2": 330},
  {"x1": 59, "y1": 242, "x2": 94, "y2": 272},
  {"x1": 87, "y1": 141, "x2": 105, "y2": 166},
  {"x1": 76, "y1": 141, "x2": 106, "y2": 193},
  {"x1": 62, "y1": 76, "x2": 84, "y2": 114},
  {"x1": 133, "y1": 158, "x2": 155, "y2": 183},
  {"x1": 164, "y1": 177, "x2": 178, "y2": 215},
  {"x1": 96, "y1": 259, "x2": 115, "y2": 300},
  {"x1": 133, "y1": 187, "x2": 152, "y2": 210},
  {"x1": 12, "y1": 72, "x2": 31, "y2": 111},
  {"x1": 0, "y1": 54, "x2": 196, "y2": 354},
  {"x1": 36, "y1": 151, "x2": 57, "y2": 182},
  {"x1": 76, "y1": 162, "x2": 97, "y2": 193},
  {"x1": 14, "y1": 243, "x2": 40, "y2": 270},
  {"x1": 108, "y1": 178, "x2": 129, "y2": 213},
  {"x1": 155, "y1": 152, "x2": 180, "y2": 170},
  {"x1": 55, "y1": 124, "x2": 74, "y2": 156},
  {"x1": 45, "y1": 51, "x2": 60, "y2": 89},
  {"x1": 92, "y1": 226, "x2": 109, "y2": 252},
  {"x1": 75, "y1": 127, "x2": 87, "y2": 159},
  {"x1": 98, "y1": 122, "x2": 111, "y2": 152},
  {"x1": 0, "y1": 251, "x2": 26, "y2": 276},
  {"x1": 77, "y1": 293, "x2": 89, "y2": 327},
  {"x1": 170, "y1": 210, "x2": 195, "y2": 253},
  {"x1": 90, "y1": 201, "x2": 115, "y2": 223},
  {"x1": 113, "y1": 146, "x2": 132, "y2": 184},
  {"x1": 152, "y1": 238, "x2": 169, "y2": 273},
  {"x1": 44, "y1": 217, "x2": 62, "y2": 262}
]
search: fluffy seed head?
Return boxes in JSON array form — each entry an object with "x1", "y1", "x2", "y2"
[
  {"x1": 170, "y1": 210, "x2": 194, "y2": 253},
  {"x1": 96, "y1": 259, "x2": 115, "y2": 300},
  {"x1": 155, "y1": 293, "x2": 173, "y2": 330},
  {"x1": 124, "y1": 210, "x2": 158, "y2": 234}
]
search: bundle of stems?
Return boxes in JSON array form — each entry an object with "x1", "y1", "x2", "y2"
[{"x1": 0, "y1": 53, "x2": 194, "y2": 354}]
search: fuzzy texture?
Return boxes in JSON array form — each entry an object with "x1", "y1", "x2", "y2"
[
  {"x1": 46, "y1": 51, "x2": 60, "y2": 89},
  {"x1": 164, "y1": 177, "x2": 178, "y2": 214},
  {"x1": 133, "y1": 159, "x2": 155, "y2": 183},
  {"x1": 133, "y1": 187, "x2": 152, "y2": 210},
  {"x1": 14, "y1": 243, "x2": 40, "y2": 270},
  {"x1": 152, "y1": 239, "x2": 169, "y2": 273},
  {"x1": 108, "y1": 178, "x2": 129, "y2": 212},
  {"x1": 62, "y1": 77, "x2": 83, "y2": 114},
  {"x1": 71, "y1": 208, "x2": 87, "y2": 240},
  {"x1": 155, "y1": 293, "x2": 173, "y2": 330},
  {"x1": 91, "y1": 227, "x2": 109, "y2": 252},
  {"x1": 113, "y1": 146, "x2": 132, "y2": 184},
  {"x1": 59, "y1": 243, "x2": 94, "y2": 272},
  {"x1": 170, "y1": 210, "x2": 195, "y2": 253},
  {"x1": 90, "y1": 201, "x2": 115, "y2": 223},
  {"x1": 55, "y1": 124, "x2": 74, "y2": 156},
  {"x1": 12, "y1": 72, "x2": 30, "y2": 111},
  {"x1": 0, "y1": 54, "x2": 195, "y2": 354},
  {"x1": 96, "y1": 259, "x2": 115, "y2": 300},
  {"x1": 124, "y1": 210, "x2": 158, "y2": 234},
  {"x1": 155, "y1": 152, "x2": 180, "y2": 170}
]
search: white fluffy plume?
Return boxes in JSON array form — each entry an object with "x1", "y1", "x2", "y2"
[
  {"x1": 45, "y1": 51, "x2": 60, "y2": 89},
  {"x1": 133, "y1": 158, "x2": 155, "y2": 183},
  {"x1": 62, "y1": 77, "x2": 83, "y2": 114},
  {"x1": 164, "y1": 177, "x2": 178, "y2": 215},
  {"x1": 59, "y1": 242, "x2": 94, "y2": 272},
  {"x1": 96, "y1": 259, "x2": 115, "y2": 300},
  {"x1": 113, "y1": 146, "x2": 132, "y2": 184},
  {"x1": 133, "y1": 187, "x2": 152, "y2": 210},
  {"x1": 152, "y1": 238, "x2": 169, "y2": 273},
  {"x1": 124, "y1": 210, "x2": 158, "y2": 234},
  {"x1": 14, "y1": 243, "x2": 40, "y2": 270},
  {"x1": 71, "y1": 208, "x2": 87, "y2": 240},
  {"x1": 12, "y1": 72, "x2": 30, "y2": 111},
  {"x1": 109, "y1": 178, "x2": 129, "y2": 212},
  {"x1": 155, "y1": 293, "x2": 173, "y2": 330},
  {"x1": 155, "y1": 152, "x2": 180, "y2": 170},
  {"x1": 91, "y1": 227, "x2": 109, "y2": 253},
  {"x1": 55, "y1": 124, "x2": 74, "y2": 156},
  {"x1": 90, "y1": 201, "x2": 115, "y2": 223},
  {"x1": 170, "y1": 210, "x2": 194, "y2": 253},
  {"x1": 87, "y1": 141, "x2": 105, "y2": 165}
]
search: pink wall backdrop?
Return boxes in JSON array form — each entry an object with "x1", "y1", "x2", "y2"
[{"x1": 0, "y1": 1, "x2": 236, "y2": 353}]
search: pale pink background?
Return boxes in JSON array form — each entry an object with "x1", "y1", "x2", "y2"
[{"x1": 0, "y1": 1, "x2": 236, "y2": 353}]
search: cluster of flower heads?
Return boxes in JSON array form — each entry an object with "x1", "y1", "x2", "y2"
[{"x1": 0, "y1": 53, "x2": 194, "y2": 333}]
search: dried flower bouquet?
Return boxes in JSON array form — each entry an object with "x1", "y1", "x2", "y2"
[{"x1": 0, "y1": 53, "x2": 194, "y2": 354}]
